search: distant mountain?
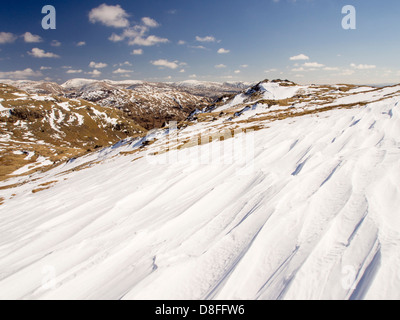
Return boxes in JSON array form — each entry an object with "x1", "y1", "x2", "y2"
[
  {"x1": 168, "y1": 80, "x2": 254, "y2": 98},
  {"x1": 2, "y1": 79, "x2": 253, "y2": 130},
  {"x1": 61, "y1": 79, "x2": 212, "y2": 130},
  {"x1": 0, "y1": 83, "x2": 145, "y2": 181}
]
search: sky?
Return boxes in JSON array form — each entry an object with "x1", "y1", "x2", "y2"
[{"x1": 0, "y1": 0, "x2": 400, "y2": 85}]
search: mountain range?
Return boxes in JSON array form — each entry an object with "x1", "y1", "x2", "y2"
[{"x1": 0, "y1": 78, "x2": 399, "y2": 299}]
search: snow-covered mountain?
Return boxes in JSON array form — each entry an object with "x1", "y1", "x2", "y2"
[
  {"x1": 61, "y1": 79, "x2": 212, "y2": 130},
  {"x1": 0, "y1": 83, "x2": 145, "y2": 181},
  {"x1": 3, "y1": 79, "x2": 251, "y2": 130},
  {"x1": 1, "y1": 79, "x2": 400, "y2": 300},
  {"x1": 168, "y1": 80, "x2": 254, "y2": 97}
]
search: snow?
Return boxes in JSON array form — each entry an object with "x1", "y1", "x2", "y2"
[
  {"x1": 0, "y1": 92, "x2": 399, "y2": 300},
  {"x1": 0, "y1": 102, "x2": 8, "y2": 112},
  {"x1": 258, "y1": 82, "x2": 304, "y2": 100}
]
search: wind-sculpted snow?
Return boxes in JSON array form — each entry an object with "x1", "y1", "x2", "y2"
[{"x1": 0, "y1": 93, "x2": 400, "y2": 300}]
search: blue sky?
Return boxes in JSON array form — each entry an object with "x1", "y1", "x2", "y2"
[{"x1": 0, "y1": 0, "x2": 399, "y2": 84}]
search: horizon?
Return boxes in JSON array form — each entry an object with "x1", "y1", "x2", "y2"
[{"x1": 1, "y1": 1, "x2": 400, "y2": 85}]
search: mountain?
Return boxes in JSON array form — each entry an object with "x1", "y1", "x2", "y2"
[
  {"x1": 61, "y1": 79, "x2": 213, "y2": 130},
  {"x1": 0, "y1": 83, "x2": 145, "y2": 181},
  {"x1": 2, "y1": 79, "x2": 252, "y2": 131},
  {"x1": 1, "y1": 79, "x2": 399, "y2": 299},
  {"x1": 0, "y1": 79, "x2": 65, "y2": 95},
  {"x1": 168, "y1": 80, "x2": 255, "y2": 98}
]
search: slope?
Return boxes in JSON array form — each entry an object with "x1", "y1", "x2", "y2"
[{"x1": 0, "y1": 81, "x2": 399, "y2": 300}]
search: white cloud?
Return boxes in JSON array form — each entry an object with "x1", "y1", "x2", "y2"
[
  {"x1": 0, "y1": 68, "x2": 42, "y2": 79},
  {"x1": 350, "y1": 63, "x2": 376, "y2": 70},
  {"x1": 179, "y1": 69, "x2": 185, "y2": 73},
  {"x1": 132, "y1": 49, "x2": 143, "y2": 55},
  {"x1": 89, "y1": 61, "x2": 108, "y2": 69},
  {"x1": 151, "y1": 59, "x2": 179, "y2": 69},
  {"x1": 0, "y1": 32, "x2": 17, "y2": 44},
  {"x1": 303, "y1": 62, "x2": 324, "y2": 68},
  {"x1": 189, "y1": 74, "x2": 197, "y2": 78},
  {"x1": 291, "y1": 67, "x2": 305, "y2": 72},
  {"x1": 178, "y1": 40, "x2": 186, "y2": 45},
  {"x1": 113, "y1": 68, "x2": 134, "y2": 74},
  {"x1": 89, "y1": 4, "x2": 129, "y2": 28},
  {"x1": 86, "y1": 69, "x2": 102, "y2": 77},
  {"x1": 142, "y1": 17, "x2": 159, "y2": 28},
  {"x1": 234, "y1": 70, "x2": 241, "y2": 74},
  {"x1": 196, "y1": 36, "x2": 216, "y2": 42},
  {"x1": 215, "y1": 64, "x2": 227, "y2": 69},
  {"x1": 66, "y1": 69, "x2": 83, "y2": 74},
  {"x1": 240, "y1": 64, "x2": 249, "y2": 68},
  {"x1": 265, "y1": 68, "x2": 278, "y2": 73},
  {"x1": 27, "y1": 48, "x2": 59, "y2": 58},
  {"x1": 290, "y1": 54, "x2": 310, "y2": 61},
  {"x1": 51, "y1": 40, "x2": 61, "y2": 47},
  {"x1": 107, "y1": 17, "x2": 168, "y2": 47},
  {"x1": 129, "y1": 35, "x2": 169, "y2": 46},
  {"x1": 217, "y1": 48, "x2": 230, "y2": 54},
  {"x1": 323, "y1": 67, "x2": 339, "y2": 71},
  {"x1": 76, "y1": 41, "x2": 86, "y2": 46},
  {"x1": 40, "y1": 66, "x2": 52, "y2": 70},
  {"x1": 188, "y1": 45, "x2": 206, "y2": 50},
  {"x1": 22, "y1": 32, "x2": 42, "y2": 43},
  {"x1": 109, "y1": 33, "x2": 124, "y2": 42}
]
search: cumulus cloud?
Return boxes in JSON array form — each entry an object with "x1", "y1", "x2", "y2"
[
  {"x1": 129, "y1": 35, "x2": 168, "y2": 46},
  {"x1": 142, "y1": 17, "x2": 159, "y2": 28},
  {"x1": 113, "y1": 68, "x2": 133, "y2": 74},
  {"x1": 132, "y1": 49, "x2": 143, "y2": 55},
  {"x1": 40, "y1": 66, "x2": 52, "y2": 70},
  {"x1": 240, "y1": 64, "x2": 249, "y2": 68},
  {"x1": 196, "y1": 36, "x2": 216, "y2": 42},
  {"x1": 66, "y1": 69, "x2": 83, "y2": 74},
  {"x1": 350, "y1": 63, "x2": 376, "y2": 70},
  {"x1": 0, "y1": 68, "x2": 42, "y2": 79},
  {"x1": 151, "y1": 59, "x2": 179, "y2": 69},
  {"x1": 89, "y1": 4, "x2": 129, "y2": 28},
  {"x1": 76, "y1": 41, "x2": 86, "y2": 46},
  {"x1": 22, "y1": 32, "x2": 42, "y2": 43},
  {"x1": 50, "y1": 40, "x2": 61, "y2": 47},
  {"x1": 108, "y1": 17, "x2": 168, "y2": 47},
  {"x1": 290, "y1": 54, "x2": 310, "y2": 61},
  {"x1": 178, "y1": 40, "x2": 186, "y2": 45},
  {"x1": 217, "y1": 48, "x2": 230, "y2": 54},
  {"x1": 27, "y1": 48, "x2": 59, "y2": 58},
  {"x1": 188, "y1": 45, "x2": 206, "y2": 50},
  {"x1": 323, "y1": 67, "x2": 339, "y2": 71},
  {"x1": 234, "y1": 70, "x2": 241, "y2": 74},
  {"x1": 0, "y1": 32, "x2": 17, "y2": 44},
  {"x1": 115, "y1": 61, "x2": 133, "y2": 67},
  {"x1": 215, "y1": 64, "x2": 227, "y2": 69},
  {"x1": 303, "y1": 62, "x2": 324, "y2": 68},
  {"x1": 89, "y1": 61, "x2": 108, "y2": 69},
  {"x1": 86, "y1": 69, "x2": 102, "y2": 77},
  {"x1": 292, "y1": 67, "x2": 305, "y2": 72}
]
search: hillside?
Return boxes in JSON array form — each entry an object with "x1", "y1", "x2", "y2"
[
  {"x1": 0, "y1": 83, "x2": 145, "y2": 181},
  {"x1": 3, "y1": 79, "x2": 251, "y2": 131},
  {"x1": 0, "y1": 80, "x2": 399, "y2": 299}
]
